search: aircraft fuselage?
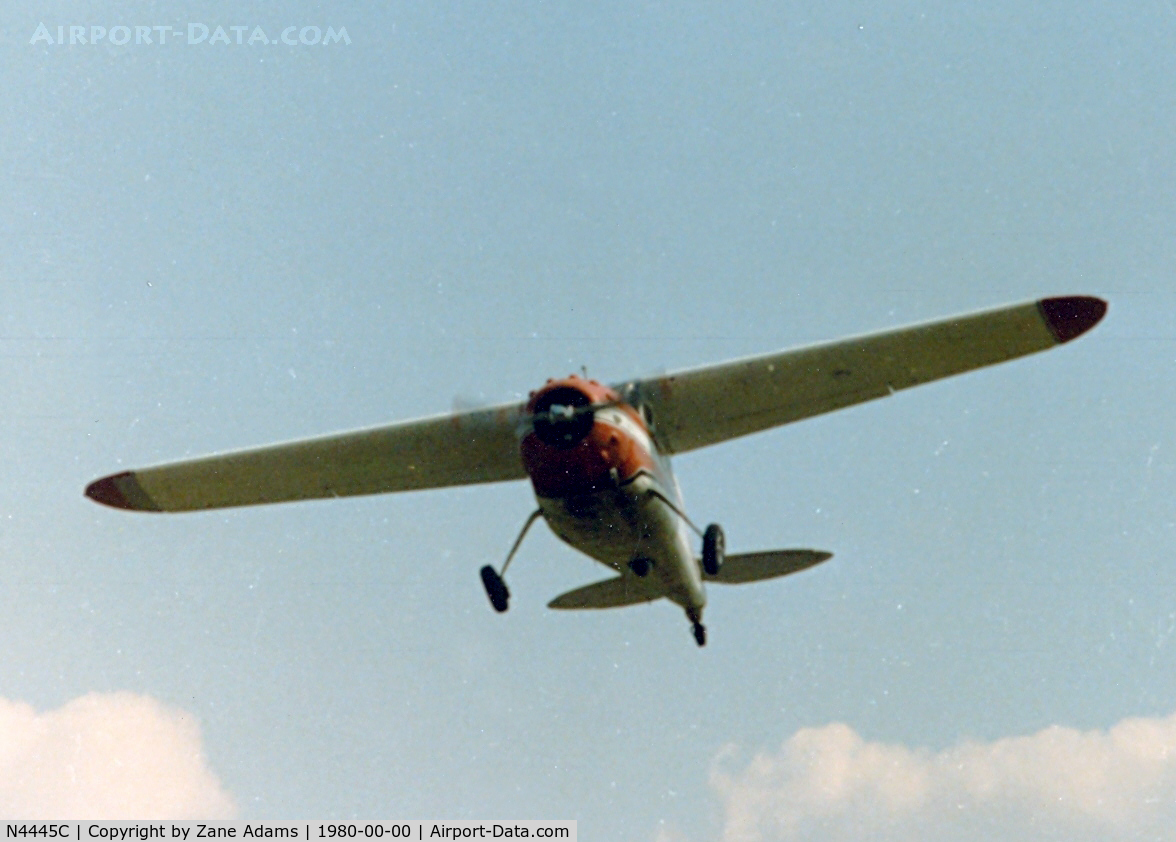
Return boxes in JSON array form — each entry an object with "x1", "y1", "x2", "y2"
[{"x1": 519, "y1": 376, "x2": 706, "y2": 624}]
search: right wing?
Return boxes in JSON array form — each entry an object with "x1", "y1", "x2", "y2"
[
  {"x1": 86, "y1": 402, "x2": 529, "y2": 512},
  {"x1": 622, "y1": 296, "x2": 1106, "y2": 454}
]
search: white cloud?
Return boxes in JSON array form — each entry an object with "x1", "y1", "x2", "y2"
[
  {"x1": 711, "y1": 712, "x2": 1176, "y2": 842},
  {"x1": 0, "y1": 692, "x2": 235, "y2": 819}
]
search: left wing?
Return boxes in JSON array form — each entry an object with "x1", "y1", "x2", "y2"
[
  {"x1": 86, "y1": 403, "x2": 528, "y2": 512},
  {"x1": 619, "y1": 296, "x2": 1106, "y2": 454}
]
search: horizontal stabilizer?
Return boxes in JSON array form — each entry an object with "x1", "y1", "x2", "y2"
[
  {"x1": 705, "y1": 550, "x2": 832, "y2": 584},
  {"x1": 547, "y1": 576, "x2": 665, "y2": 610}
]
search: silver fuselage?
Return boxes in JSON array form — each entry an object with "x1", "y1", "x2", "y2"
[{"x1": 535, "y1": 438, "x2": 705, "y2": 618}]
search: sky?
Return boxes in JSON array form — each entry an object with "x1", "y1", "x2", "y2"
[{"x1": 3, "y1": 1, "x2": 1176, "y2": 838}]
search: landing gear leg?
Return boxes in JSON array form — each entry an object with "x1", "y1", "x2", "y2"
[
  {"x1": 480, "y1": 509, "x2": 542, "y2": 614},
  {"x1": 644, "y1": 490, "x2": 726, "y2": 578}
]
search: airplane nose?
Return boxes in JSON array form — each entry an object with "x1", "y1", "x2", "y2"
[
  {"x1": 521, "y1": 416, "x2": 637, "y2": 496},
  {"x1": 531, "y1": 387, "x2": 596, "y2": 449}
]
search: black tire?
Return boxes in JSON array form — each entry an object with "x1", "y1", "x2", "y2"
[
  {"x1": 628, "y1": 557, "x2": 651, "y2": 578},
  {"x1": 693, "y1": 622, "x2": 707, "y2": 647},
  {"x1": 480, "y1": 565, "x2": 510, "y2": 613},
  {"x1": 702, "y1": 523, "x2": 725, "y2": 576}
]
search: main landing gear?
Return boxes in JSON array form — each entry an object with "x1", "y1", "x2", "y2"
[
  {"x1": 480, "y1": 509, "x2": 543, "y2": 613},
  {"x1": 692, "y1": 523, "x2": 724, "y2": 647},
  {"x1": 702, "y1": 523, "x2": 725, "y2": 576},
  {"x1": 480, "y1": 565, "x2": 510, "y2": 612}
]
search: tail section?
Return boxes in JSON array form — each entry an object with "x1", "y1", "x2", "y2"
[{"x1": 547, "y1": 549, "x2": 832, "y2": 610}]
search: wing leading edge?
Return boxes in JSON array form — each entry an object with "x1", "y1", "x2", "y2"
[
  {"x1": 621, "y1": 296, "x2": 1105, "y2": 454},
  {"x1": 86, "y1": 402, "x2": 529, "y2": 512}
]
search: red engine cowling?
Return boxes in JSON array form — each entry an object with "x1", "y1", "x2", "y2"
[{"x1": 520, "y1": 375, "x2": 649, "y2": 497}]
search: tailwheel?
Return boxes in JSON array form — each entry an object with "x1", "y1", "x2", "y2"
[
  {"x1": 702, "y1": 523, "x2": 725, "y2": 576},
  {"x1": 480, "y1": 565, "x2": 510, "y2": 613},
  {"x1": 692, "y1": 622, "x2": 707, "y2": 647}
]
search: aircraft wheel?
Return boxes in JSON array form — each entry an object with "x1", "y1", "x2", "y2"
[
  {"x1": 692, "y1": 622, "x2": 707, "y2": 647},
  {"x1": 628, "y1": 557, "x2": 651, "y2": 578},
  {"x1": 480, "y1": 565, "x2": 510, "y2": 613},
  {"x1": 702, "y1": 523, "x2": 725, "y2": 576}
]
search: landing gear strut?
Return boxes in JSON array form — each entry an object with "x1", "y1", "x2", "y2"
[{"x1": 480, "y1": 509, "x2": 543, "y2": 614}]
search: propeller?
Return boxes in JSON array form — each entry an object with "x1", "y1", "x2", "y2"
[
  {"x1": 521, "y1": 386, "x2": 624, "y2": 449},
  {"x1": 536, "y1": 399, "x2": 621, "y2": 425}
]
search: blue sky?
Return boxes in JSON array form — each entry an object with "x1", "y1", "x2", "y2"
[{"x1": 3, "y1": 2, "x2": 1176, "y2": 838}]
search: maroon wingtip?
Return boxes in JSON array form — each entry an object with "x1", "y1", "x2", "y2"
[
  {"x1": 1037, "y1": 296, "x2": 1107, "y2": 343},
  {"x1": 86, "y1": 473, "x2": 134, "y2": 509},
  {"x1": 85, "y1": 470, "x2": 163, "y2": 511},
  {"x1": 88, "y1": 470, "x2": 161, "y2": 511}
]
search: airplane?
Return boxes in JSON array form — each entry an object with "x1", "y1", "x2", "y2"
[{"x1": 86, "y1": 295, "x2": 1106, "y2": 646}]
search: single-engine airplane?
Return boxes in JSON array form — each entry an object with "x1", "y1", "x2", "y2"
[{"x1": 87, "y1": 296, "x2": 1105, "y2": 645}]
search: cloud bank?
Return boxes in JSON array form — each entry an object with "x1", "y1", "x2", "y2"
[
  {"x1": 711, "y1": 712, "x2": 1176, "y2": 842},
  {"x1": 0, "y1": 692, "x2": 235, "y2": 818}
]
